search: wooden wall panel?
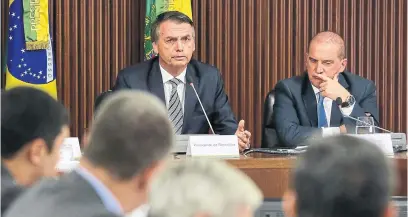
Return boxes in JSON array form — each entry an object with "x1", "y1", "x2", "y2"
[
  {"x1": 191, "y1": 0, "x2": 407, "y2": 146},
  {"x1": 50, "y1": 0, "x2": 144, "y2": 138},
  {"x1": 1, "y1": 0, "x2": 407, "y2": 147}
]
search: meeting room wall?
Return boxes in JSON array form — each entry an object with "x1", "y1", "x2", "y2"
[{"x1": 1, "y1": 0, "x2": 407, "y2": 147}]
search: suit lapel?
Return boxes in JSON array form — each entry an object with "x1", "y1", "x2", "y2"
[
  {"x1": 337, "y1": 73, "x2": 349, "y2": 90},
  {"x1": 182, "y1": 64, "x2": 198, "y2": 134},
  {"x1": 147, "y1": 59, "x2": 166, "y2": 104},
  {"x1": 301, "y1": 74, "x2": 318, "y2": 127}
]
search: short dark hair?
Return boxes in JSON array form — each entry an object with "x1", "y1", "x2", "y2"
[
  {"x1": 84, "y1": 90, "x2": 174, "y2": 180},
  {"x1": 1, "y1": 87, "x2": 69, "y2": 158},
  {"x1": 150, "y1": 11, "x2": 194, "y2": 43},
  {"x1": 293, "y1": 135, "x2": 394, "y2": 217}
]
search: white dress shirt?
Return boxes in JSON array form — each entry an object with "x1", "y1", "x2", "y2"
[
  {"x1": 311, "y1": 84, "x2": 354, "y2": 136},
  {"x1": 160, "y1": 64, "x2": 187, "y2": 111}
]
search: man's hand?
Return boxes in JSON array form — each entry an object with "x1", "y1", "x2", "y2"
[
  {"x1": 235, "y1": 120, "x2": 251, "y2": 152},
  {"x1": 316, "y1": 74, "x2": 350, "y2": 102},
  {"x1": 339, "y1": 124, "x2": 347, "y2": 134}
]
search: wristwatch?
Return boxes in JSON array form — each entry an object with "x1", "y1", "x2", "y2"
[{"x1": 341, "y1": 95, "x2": 355, "y2": 108}]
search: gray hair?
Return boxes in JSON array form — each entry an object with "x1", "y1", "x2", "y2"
[
  {"x1": 84, "y1": 90, "x2": 174, "y2": 180},
  {"x1": 148, "y1": 159, "x2": 263, "y2": 217}
]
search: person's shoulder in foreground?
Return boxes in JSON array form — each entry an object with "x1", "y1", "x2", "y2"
[
  {"x1": 4, "y1": 174, "x2": 121, "y2": 217},
  {"x1": 1, "y1": 165, "x2": 24, "y2": 214}
]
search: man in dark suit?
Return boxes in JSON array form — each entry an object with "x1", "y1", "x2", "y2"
[
  {"x1": 4, "y1": 91, "x2": 174, "y2": 217},
  {"x1": 113, "y1": 11, "x2": 251, "y2": 151},
  {"x1": 272, "y1": 31, "x2": 379, "y2": 147},
  {"x1": 1, "y1": 87, "x2": 70, "y2": 214},
  {"x1": 1, "y1": 165, "x2": 24, "y2": 214}
]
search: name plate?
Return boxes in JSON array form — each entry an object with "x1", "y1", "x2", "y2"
[
  {"x1": 186, "y1": 135, "x2": 239, "y2": 157},
  {"x1": 349, "y1": 134, "x2": 394, "y2": 156}
]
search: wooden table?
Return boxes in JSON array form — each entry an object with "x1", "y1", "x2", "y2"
[{"x1": 175, "y1": 152, "x2": 407, "y2": 199}]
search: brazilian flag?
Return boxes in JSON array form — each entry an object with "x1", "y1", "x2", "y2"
[
  {"x1": 5, "y1": 0, "x2": 57, "y2": 98},
  {"x1": 144, "y1": 0, "x2": 192, "y2": 60}
]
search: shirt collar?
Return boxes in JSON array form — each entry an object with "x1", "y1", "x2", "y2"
[
  {"x1": 311, "y1": 83, "x2": 320, "y2": 95},
  {"x1": 75, "y1": 166, "x2": 123, "y2": 215},
  {"x1": 159, "y1": 64, "x2": 186, "y2": 84}
]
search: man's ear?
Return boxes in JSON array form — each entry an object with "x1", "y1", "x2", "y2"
[
  {"x1": 383, "y1": 202, "x2": 396, "y2": 217},
  {"x1": 282, "y1": 190, "x2": 297, "y2": 217},
  {"x1": 153, "y1": 41, "x2": 159, "y2": 55},
  {"x1": 341, "y1": 58, "x2": 348, "y2": 71},
  {"x1": 27, "y1": 138, "x2": 48, "y2": 166}
]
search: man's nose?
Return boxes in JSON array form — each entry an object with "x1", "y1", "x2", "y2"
[
  {"x1": 316, "y1": 62, "x2": 324, "y2": 74},
  {"x1": 175, "y1": 40, "x2": 184, "y2": 51}
]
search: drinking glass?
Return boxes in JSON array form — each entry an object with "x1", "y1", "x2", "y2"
[{"x1": 355, "y1": 116, "x2": 375, "y2": 134}]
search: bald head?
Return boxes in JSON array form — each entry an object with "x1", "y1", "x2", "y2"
[{"x1": 309, "y1": 31, "x2": 345, "y2": 59}]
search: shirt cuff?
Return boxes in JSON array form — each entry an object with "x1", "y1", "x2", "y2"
[
  {"x1": 322, "y1": 127, "x2": 341, "y2": 137},
  {"x1": 340, "y1": 102, "x2": 355, "y2": 116}
]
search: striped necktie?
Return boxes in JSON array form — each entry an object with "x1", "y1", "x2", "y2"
[{"x1": 168, "y1": 78, "x2": 183, "y2": 134}]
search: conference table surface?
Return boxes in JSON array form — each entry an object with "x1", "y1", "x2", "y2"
[{"x1": 174, "y1": 151, "x2": 407, "y2": 199}]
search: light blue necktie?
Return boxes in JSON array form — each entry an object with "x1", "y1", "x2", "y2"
[{"x1": 317, "y1": 93, "x2": 328, "y2": 128}]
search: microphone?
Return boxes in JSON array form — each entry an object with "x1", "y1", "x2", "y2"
[
  {"x1": 186, "y1": 75, "x2": 215, "y2": 134},
  {"x1": 335, "y1": 97, "x2": 392, "y2": 133}
]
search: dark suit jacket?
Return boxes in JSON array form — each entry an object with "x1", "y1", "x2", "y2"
[
  {"x1": 4, "y1": 171, "x2": 120, "y2": 217},
  {"x1": 113, "y1": 57, "x2": 238, "y2": 135},
  {"x1": 1, "y1": 164, "x2": 24, "y2": 214},
  {"x1": 272, "y1": 71, "x2": 379, "y2": 147}
]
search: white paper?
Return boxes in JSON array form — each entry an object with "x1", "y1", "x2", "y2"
[
  {"x1": 57, "y1": 161, "x2": 79, "y2": 172},
  {"x1": 57, "y1": 137, "x2": 82, "y2": 172},
  {"x1": 349, "y1": 134, "x2": 394, "y2": 156},
  {"x1": 62, "y1": 137, "x2": 82, "y2": 160},
  {"x1": 322, "y1": 127, "x2": 341, "y2": 137}
]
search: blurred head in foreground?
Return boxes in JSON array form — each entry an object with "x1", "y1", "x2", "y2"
[
  {"x1": 283, "y1": 135, "x2": 396, "y2": 217},
  {"x1": 82, "y1": 90, "x2": 174, "y2": 213},
  {"x1": 148, "y1": 159, "x2": 263, "y2": 217},
  {"x1": 2, "y1": 87, "x2": 70, "y2": 185},
  {"x1": 1, "y1": 87, "x2": 69, "y2": 213}
]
